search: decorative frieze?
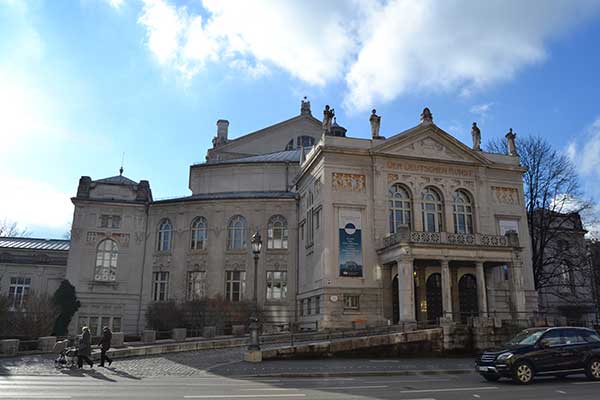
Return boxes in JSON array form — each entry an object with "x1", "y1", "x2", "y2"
[
  {"x1": 332, "y1": 173, "x2": 366, "y2": 193},
  {"x1": 492, "y1": 186, "x2": 519, "y2": 205}
]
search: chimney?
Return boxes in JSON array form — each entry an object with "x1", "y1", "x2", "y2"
[{"x1": 216, "y1": 119, "x2": 229, "y2": 141}]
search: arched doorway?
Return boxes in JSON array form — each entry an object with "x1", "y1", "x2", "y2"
[
  {"x1": 458, "y1": 273, "x2": 479, "y2": 323},
  {"x1": 392, "y1": 274, "x2": 399, "y2": 324},
  {"x1": 426, "y1": 273, "x2": 443, "y2": 322}
]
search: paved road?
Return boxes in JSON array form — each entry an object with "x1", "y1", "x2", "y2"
[{"x1": 1, "y1": 372, "x2": 600, "y2": 399}]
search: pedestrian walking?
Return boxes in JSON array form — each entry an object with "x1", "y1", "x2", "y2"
[
  {"x1": 77, "y1": 326, "x2": 93, "y2": 368},
  {"x1": 99, "y1": 326, "x2": 113, "y2": 367}
]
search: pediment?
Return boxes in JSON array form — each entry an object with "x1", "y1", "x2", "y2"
[{"x1": 372, "y1": 124, "x2": 490, "y2": 165}]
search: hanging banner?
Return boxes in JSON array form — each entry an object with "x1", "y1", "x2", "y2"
[{"x1": 339, "y1": 209, "x2": 363, "y2": 277}]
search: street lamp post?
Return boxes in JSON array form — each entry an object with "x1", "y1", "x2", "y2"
[{"x1": 248, "y1": 231, "x2": 262, "y2": 351}]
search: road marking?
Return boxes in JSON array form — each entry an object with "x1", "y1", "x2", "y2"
[
  {"x1": 473, "y1": 395, "x2": 481, "y2": 398},
  {"x1": 557, "y1": 390, "x2": 567, "y2": 394},
  {"x1": 572, "y1": 381, "x2": 600, "y2": 385},
  {"x1": 368, "y1": 359, "x2": 400, "y2": 363},
  {"x1": 242, "y1": 389, "x2": 300, "y2": 391},
  {"x1": 399, "y1": 386, "x2": 498, "y2": 394},
  {"x1": 0, "y1": 396, "x2": 71, "y2": 399},
  {"x1": 307, "y1": 385, "x2": 388, "y2": 390},
  {"x1": 184, "y1": 395, "x2": 306, "y2": 399}
]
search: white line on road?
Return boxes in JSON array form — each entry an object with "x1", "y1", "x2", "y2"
[
  {"x1": 184, "y1": 395, "x2": 306, "y2": 399},
  {"x1": 399, "y1": 386, "x2": 498, "y2": 394},
  {"x1": 0, "y1": 396, "x2": 71, "y2": 399},
  {"x1": 306, "y1": 385, "x2": 388, "y2": 390},
  {"x1": 557, "y1": 390, "x2": 567, "y2": 394}
]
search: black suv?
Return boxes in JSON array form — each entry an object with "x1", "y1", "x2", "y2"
[{"x1": 476, "y1": 327, "x2": 600, "y2": 384}]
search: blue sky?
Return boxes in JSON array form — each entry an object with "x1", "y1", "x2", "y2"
[{"x1": 1, "y1": 0, "x2": 600, "y2": 239}]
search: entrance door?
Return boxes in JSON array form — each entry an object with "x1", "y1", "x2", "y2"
[
  {"x1": 426, "y1": 273, "x2": 443, "y2": 323},
  {"x1": 392, "y1": 275, "x2": 399, "y2": 324},
  {"x1": 458, "y1": 274, "x2": 479, "y2": 323}
]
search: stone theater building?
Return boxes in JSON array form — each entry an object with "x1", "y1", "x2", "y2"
[{"x1": 63, "y1": 99, "x2": 537, "y2": 334}]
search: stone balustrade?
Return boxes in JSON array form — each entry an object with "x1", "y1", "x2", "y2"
[{"x1": 382, "y1": 230, "x2": 512, "y2": 249}]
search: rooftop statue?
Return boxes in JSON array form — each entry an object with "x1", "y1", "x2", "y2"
[{"x1": 370, "y1": 109, "x2": 382, "y2": 139}]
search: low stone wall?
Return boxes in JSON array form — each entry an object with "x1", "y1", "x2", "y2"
[{"x1": 260, "y1": 328, "x2": 443, "y2": 360}]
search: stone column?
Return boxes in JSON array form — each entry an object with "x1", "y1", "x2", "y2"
[
  {"x1": 510, "y1": 259, "x2": 527, "y2": 318},
  {"x1": 475, "y1": 261, "x2": 488, "y2": 317},
  {"x1": 397, "y1": 257, "x2": 415, "y2": 322},
  {"x1": 441, "y1": 259, "x2": 453, "y2": 320}
]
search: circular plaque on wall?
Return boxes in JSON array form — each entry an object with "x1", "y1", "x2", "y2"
[{"x1": 330, "y1": 295, "x2": 338, "y2": 302}]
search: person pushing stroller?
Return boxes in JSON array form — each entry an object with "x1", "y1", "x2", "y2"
[{"x1": 77, "y1": 326, "x2": 93, "y2": 368}]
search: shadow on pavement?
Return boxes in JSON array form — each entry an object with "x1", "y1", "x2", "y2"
[
  {"x1": 59, "y1": 367, "x2": 117, "y2": 382},
  {"x1": 103, "y1": 366, "x2": 142, "y2": 380}
]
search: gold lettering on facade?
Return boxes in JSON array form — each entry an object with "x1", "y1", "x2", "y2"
[
  {"x1": 492, "y1": 186, "x2": 519, "y2": 205},
  {"x1": 332, "y1": 173, "x2": 366, "y2": 193},
  {"x1": 387, "y1": 173, "x2": 399, "y2": 184},
  {"x1": 386, "y1": 161, "x2": 473, "y2": 177}
]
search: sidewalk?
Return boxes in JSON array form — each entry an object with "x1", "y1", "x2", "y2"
[{"x1": 210, "y1": 356, "x2": 476, "y2": 378}]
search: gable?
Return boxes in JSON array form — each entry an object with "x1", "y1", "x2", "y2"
[
  {"x1": 214, "y1": 114, "x2": 323, "y2": 157},
  {"x1": 372, "y1": 124, "x2": 490, "y2": 165}
]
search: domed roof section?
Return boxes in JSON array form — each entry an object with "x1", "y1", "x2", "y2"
[{"x1": 329, "y1": 117, "x2": 347, "y2": 137}]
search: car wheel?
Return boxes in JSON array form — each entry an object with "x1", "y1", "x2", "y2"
[
  {"x1": 512, "y1": 361, "x2": 534, "y2": 384},
  {"x1": 585, "y1": 358, "x2": 600, "y2": 381},
  {"x1": 481, "y1": 373, "x2": 500, "y2": 382}
]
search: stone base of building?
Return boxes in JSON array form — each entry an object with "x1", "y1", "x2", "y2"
[{"x1": 244, "y1": 350, "x2": 263, "y2": 363}]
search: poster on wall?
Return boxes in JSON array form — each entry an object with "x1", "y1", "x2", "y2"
[{"x1": 339, "y1": 209, "x2": 363, "y2": 277}]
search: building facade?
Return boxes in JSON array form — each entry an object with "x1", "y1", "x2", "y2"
[
  {"x1": 0, "y1": 237, "x2": 69, "y2": 310},
  {"x1": 63, "y1": 100, "x2": 538, "y2": 334}
]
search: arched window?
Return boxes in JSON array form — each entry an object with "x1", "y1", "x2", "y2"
[
  {"x1": 268, "y1": 215, "x2": 288, "y2": 249},
  {"x1": 284, "y1": 135, "x2": 316, "y2": 150},
  {"x1": 227, "y1": 215, "x2": 247, "y2": 249},
  {"x1": 421, "y1": 187, "x2": 444, "y2": 233},
  {"x1": 157, "y1": 218, "x2": 172, "y2": 252},
  {"x1": 453, "y1": 190, "x2": 474, "y2": 234},
  {"x1": 190, "y1": 217, "x2": 208, "y2": 250},
  {"x1": 388, "y1": 184, "x2": 412, "y2": 233},
  {"x1": 95, "y1": 239, "x2": 118, "y2": 281}
]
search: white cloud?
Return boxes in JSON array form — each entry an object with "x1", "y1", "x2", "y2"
[
  {"x1": 0, "y1": 172, "x2": 73, "y2": 231},
  {"x1": 106, "y1": 0, "x2": 125, "y2": 10},
  {"x1": 470, "y1": 103, "x2": 494, "y2": 121},
  {"x1": 134, "y1": 1, "x2": 600, "y2": 110},
  {"x1": 579, "y1": 117, "x2": 600, "y2": 175}
]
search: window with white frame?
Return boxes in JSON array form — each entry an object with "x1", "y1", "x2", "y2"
[
  {"x1": 187, "y1": 270, "x2": 207, "y2": 300},
  {"x1": 389, "y1": 183, "x2": 412, "y2": 233},
  {"x1": 452, "y1": 190, "x2": 474, "y2": 234},
  {"x1": 344, "y1": 294, "x2": 359, "y2": 310},
  {"x1": 266, "y1": 271, "x2": 287, "y2": 300},
  {"x1": 190, "y1": 216, "x2": 208, "y2": 250},
  {"x1": 267, "y1": 215, "x2": 288, "y2": 249},
  {"x1": 152, "y1": 271, "x2": 169, "y2": 301},
  {"x1": 225, "y1": 270, "x2": 246, "y2": 301},
  {"x1": 157, "y1": 219, "x2": 173, "y2": 252},
  {"x1": 499, "y1": 219, "x2": 519, "y2": 235},
  {"x1": 94, "y1": 239, "x2": 118, "y2": 281},
  {"x1": 8, "y1": 277, "x2": 31, "y2": 309},
  {"x1": 421, "y1": 187, "x2": 444, "y2": 233},
  {"x1": 227, "y1": 215, "x2": 247, "y2": 250}
]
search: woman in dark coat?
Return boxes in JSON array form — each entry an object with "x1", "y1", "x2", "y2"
[
  {"x1": 77, "y1": 326, "x2": 93, "y2": 368},
  {"x1": 99, "y1": 326, "x2": 113, "y2": 367}
]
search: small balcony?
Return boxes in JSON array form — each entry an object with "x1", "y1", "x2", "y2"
[{"x1": 381, "y1": 227, "x2": 517, "y2": 250}]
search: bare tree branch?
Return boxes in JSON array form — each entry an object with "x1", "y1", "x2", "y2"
[{"x1": 0, "y1": 219, "x2": 30, "y2": 237}]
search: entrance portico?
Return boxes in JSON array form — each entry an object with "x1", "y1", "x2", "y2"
[{"x1": 379, "y1": 230, "x2": 527, "y2": 325}]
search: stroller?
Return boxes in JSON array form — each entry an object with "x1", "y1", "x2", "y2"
[{"x1": 53, "y1": 339, "x2": 78, "y2": 368}]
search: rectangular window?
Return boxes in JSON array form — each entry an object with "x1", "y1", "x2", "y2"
[
  {"x1": 112, "y1": 317, "x2": 122, "y2": 333},
  {"x1": 78, "y1": 316, "x2": 88, "y2": 332},
  {"x1": 344, "y1": 295, "x2": 359, "y2": 310},
  {"x1": 187, "y1": 271, "x2": 207, "y2": 300},
  {"x1": 89, "y1": 316, "x2": 99, "y2": 336},
  {"x1": 300, "y1": 222, "x2": 305, "y2": 241},
  {"x1": 101, "y1": 316, "x2": 110, "y2": 331},
  {"x1": 100, "y1": 215, "x2": 121, "y2": 229},
  {"x1": 266, "y1": 271, "x2": 288, "y2": 300},
  {"x1": 225, "y1": 271, "x2": 246, "y2": 302},
  {"x1": 8, "y1": 277, "x2": 31, "y2": 309},
  {"x1": 307, "y1": 297, "x2": 312, "y2": 315},
  {"x1": 499, "y1": 219, "x2": 519, "y2": 235},
  {"x1": 315, "y1": 296, "x2": 320, "y2": 315},
  {"x1": 299, "y1": 300, "x2": 304, "y2": 317},
  {"x1": 152, "y1": 272, "x2": 169, "y2": 301},
  {"x1": 314, "y1": 208, "x2": 321, "y2": 230}
]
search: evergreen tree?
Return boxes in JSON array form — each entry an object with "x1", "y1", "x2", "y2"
[{"x1": 52, "y1": 280, "x2": 81, "y2": 336}]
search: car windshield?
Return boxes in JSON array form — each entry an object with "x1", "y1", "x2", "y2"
[{"x1": 506, "y1": 329, "x2": 546, "y2": 346}]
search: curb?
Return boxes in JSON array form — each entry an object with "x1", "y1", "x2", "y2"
[{"x1": 223, "y1": 369, "x2": 475, "y2": 378}]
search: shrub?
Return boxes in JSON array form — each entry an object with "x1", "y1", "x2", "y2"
[{"x1": 145, "y1": 300, "x2": 184, "y2": 332}]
